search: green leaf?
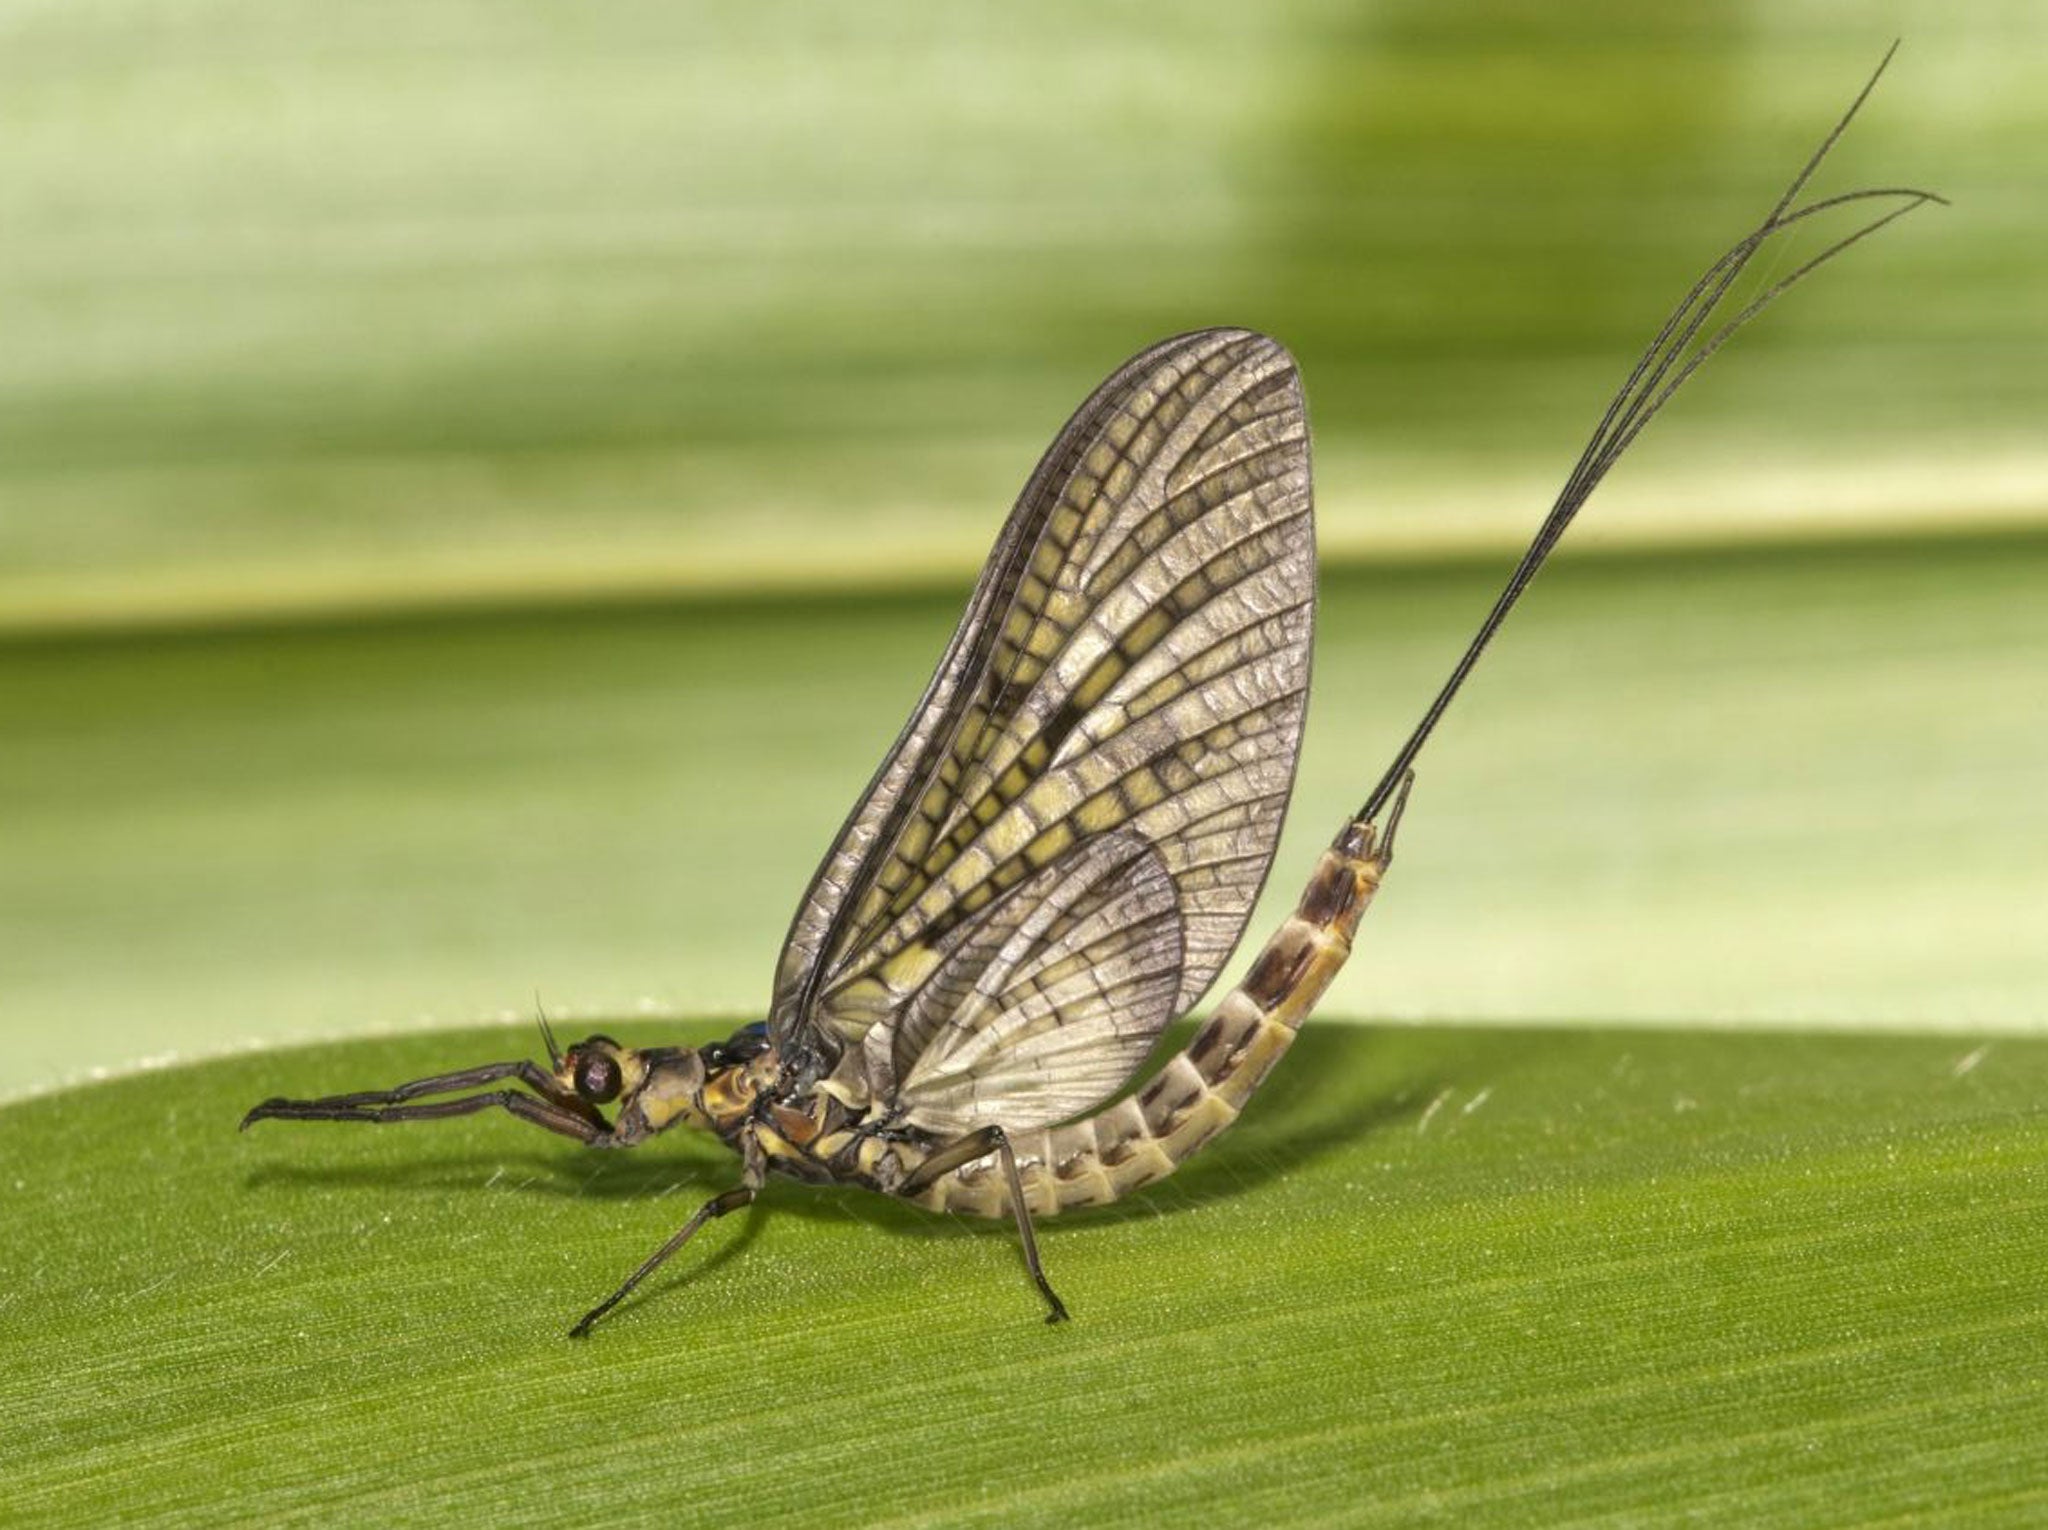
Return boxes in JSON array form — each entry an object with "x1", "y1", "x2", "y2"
[{"x1": 6, "y1": 1021, "x2": 2043, "y2": 1525}]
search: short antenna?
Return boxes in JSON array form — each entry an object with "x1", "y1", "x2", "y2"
[
  {"x1": 1357, "y1": 44, "x2": 1942, "y2": 823},
  {"x1": 536, "y1": 994, "x2": 563, "y2": 1071}
]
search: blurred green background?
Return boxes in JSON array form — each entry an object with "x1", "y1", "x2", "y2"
[{"x1": 3, "y1": 1, "x2": 2043, "y2": 1097}]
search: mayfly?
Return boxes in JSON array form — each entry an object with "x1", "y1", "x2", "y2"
[{"x1": 244, "y1": 55, "x2": 1938, "y2": 1336}]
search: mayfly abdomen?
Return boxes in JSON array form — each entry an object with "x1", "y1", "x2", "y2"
[{"x1": 910, "y1": 812, "x2": 1393, "y2": 1219}]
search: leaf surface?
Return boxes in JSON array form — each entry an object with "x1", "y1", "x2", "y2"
[{"x1": 5, "y1": 1021, "x2": 2043, "y2": 1526}]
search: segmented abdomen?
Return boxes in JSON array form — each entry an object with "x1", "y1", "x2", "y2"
[{"x1": 910, "y1": 815, "x2": 1389, "y2": 1218}]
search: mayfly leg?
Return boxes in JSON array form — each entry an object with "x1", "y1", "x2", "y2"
[
  {"x1": 241, "y1": 1059, "x2": 610, "y2": 1143},
  {"x1": 900, "y1": 1124, "x2": 1069, "y2": 1324},
  {"x1": 569, "y1": 1185, "x2": 758, "y2": 1338},
  {"x1": 570, "y1": 1132, "x2": 768, "y2": 1338}
]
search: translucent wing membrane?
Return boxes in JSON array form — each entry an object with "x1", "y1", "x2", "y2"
[
  {"x1": 770, "y1": 328, "x2": 1314, "y2": 1116},
  {"x1": 875, "y1": 831, "x2": 1184, "y2": 1135}
]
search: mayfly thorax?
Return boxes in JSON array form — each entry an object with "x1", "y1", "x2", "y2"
[{"x1": 242, "y1": 53, "x2": 1939, "y2": 1336}]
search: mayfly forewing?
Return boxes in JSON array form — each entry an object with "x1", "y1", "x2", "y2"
[
  {"x1": 769, "y1": 329, "x2": 1315, "y2": 1104},
  {"x1": 763, "y1": 334, "x2": 1211, "y2": 1060}
]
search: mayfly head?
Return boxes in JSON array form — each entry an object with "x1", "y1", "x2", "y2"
[{"x1": 565, "y1": 1034, "x2": 716, "y2": 1142}]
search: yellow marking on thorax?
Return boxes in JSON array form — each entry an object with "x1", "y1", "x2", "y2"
[
  {"x1": 630, "y1": 1071, "x2": 710, "y2": 1135},
  {"x1": 699, "y1": 1061, "x2": 766, "y2": 1136}
]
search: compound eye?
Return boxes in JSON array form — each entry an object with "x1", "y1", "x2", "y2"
[{"x1": 573, "y1": 1051, "x2": 622, "y2": 1104}]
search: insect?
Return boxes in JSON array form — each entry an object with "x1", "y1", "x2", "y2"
[{"x1": 243, "y1": 55, "x2": 1936, "y2": 1337}]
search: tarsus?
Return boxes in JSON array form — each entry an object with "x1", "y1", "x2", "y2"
[{"x1": 1357, "y1": 42, "x2": 1944, "y2": 823}]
